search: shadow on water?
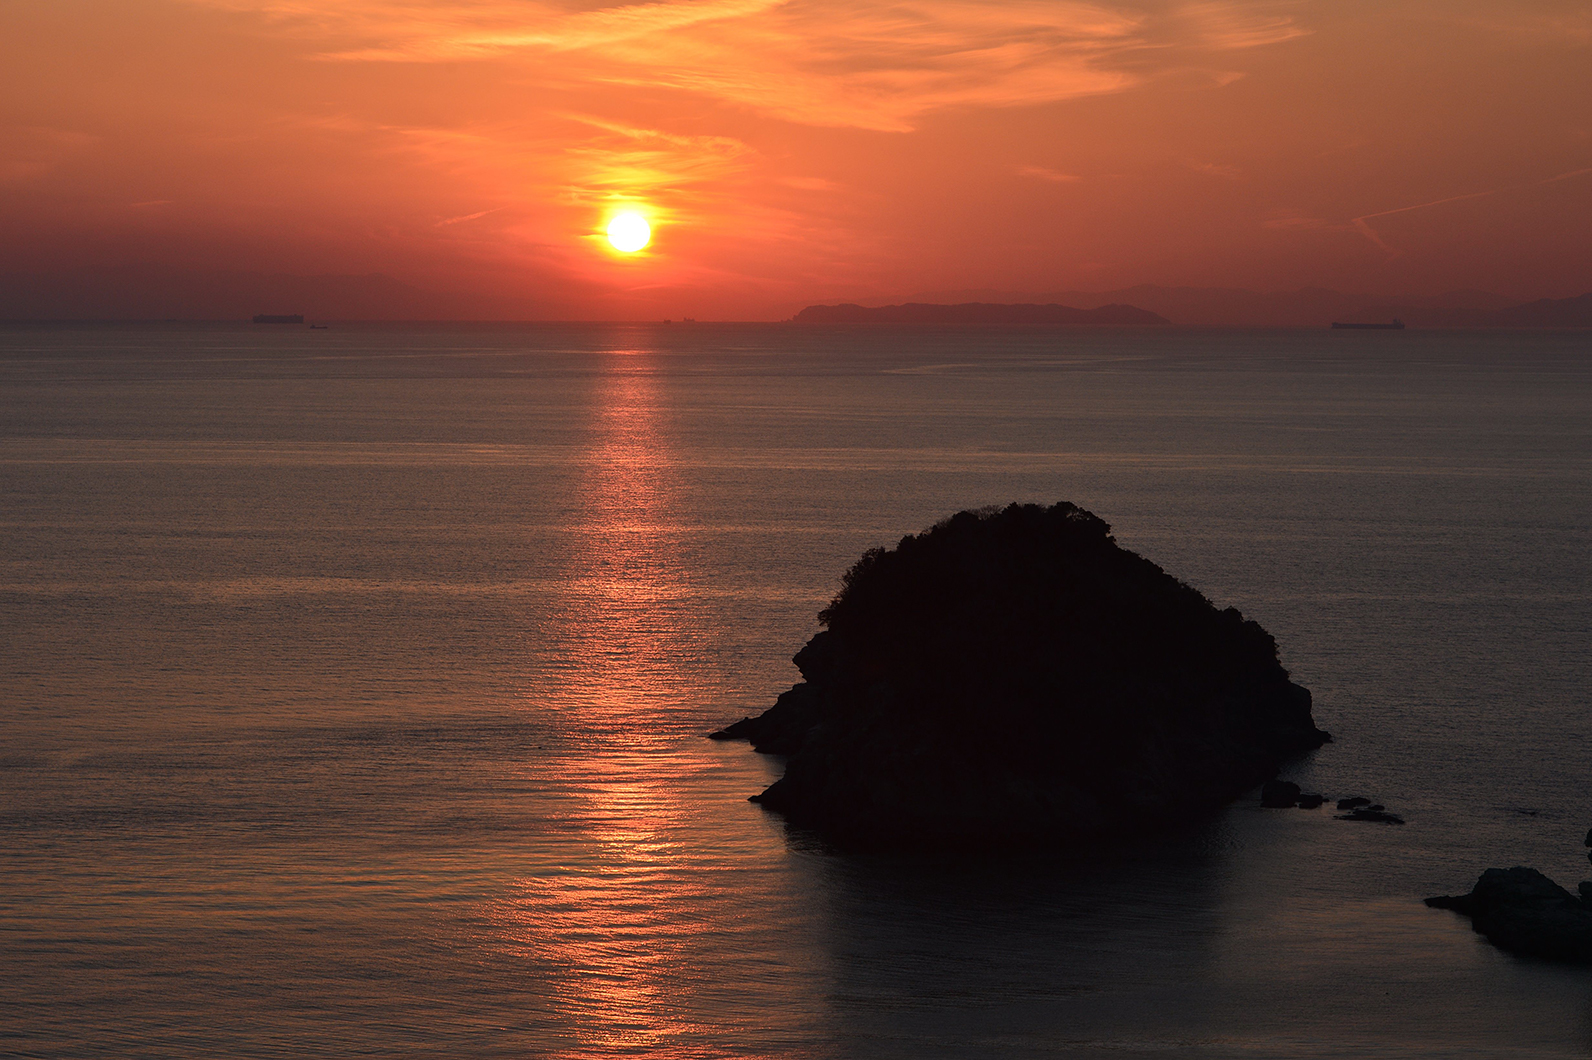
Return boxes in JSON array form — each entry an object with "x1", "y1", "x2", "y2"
[
  {"x1": 795, "y1": 823, "x2": 1240, "y2": 1059},
  {"x1": 782, "y1": 798, "x2": 1592, "y2": 1060}
]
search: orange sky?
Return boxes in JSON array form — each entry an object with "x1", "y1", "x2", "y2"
[{"x1": 3, "y1": 0, "x2": 1590, "y2": 319}]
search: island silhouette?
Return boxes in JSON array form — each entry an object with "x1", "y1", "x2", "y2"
[
  {"x1": 1426, "y1": 827, "x2": 1592, "y2": 963},
  {"x1": 713, "y1": 502, "x2": 1329, "y2": 849},
  {"x1": 792, "y1": 302, "x2": 1170, "y2": 326},
  {"x1": 1428, "y1": 867, "x2": 1592, "y2": 963},
  {"x1": 786, "y1": 290, "x2": 1592, "y2": 329}
]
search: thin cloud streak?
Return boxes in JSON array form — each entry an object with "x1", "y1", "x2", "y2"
[
  {"x1": 1410, "y1": 2, "x2": 1592, "y2": 46},
  {"x1": 557, "y1": 117, "x2": 756, "y2": 217},
  {"x1": 1017, "y1": 165, "x2": 1082, "y2": 183},
  {"x1": 187, "y1": 0, "x2": 1310, "y2": 130},
  {"x1": 1175, "y1": 0, "x2": 1307, "y2": 49},
  {"x1": 1353, "y1": 167, "x2": 1592, "y2": 256},
  {"x1": 436, "y1": 208, "x2": 503, "y2": 226}
]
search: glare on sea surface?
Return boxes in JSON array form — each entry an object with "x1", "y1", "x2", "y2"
[{"x1": 606, "y1": 212, "x2": 651, "y2": 253}]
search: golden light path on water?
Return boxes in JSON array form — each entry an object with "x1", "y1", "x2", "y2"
[{"x1": 485, "y1": 351, "x2": 822, "y2": 1056}]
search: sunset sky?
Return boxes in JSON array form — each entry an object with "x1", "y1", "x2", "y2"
[{"x1": 4, "y1": 0, "x2": 1590, "y2": 319}]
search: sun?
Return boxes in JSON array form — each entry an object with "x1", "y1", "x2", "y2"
[{"x1": 606, "y1": 211, "x2": 651, "y2": 253}]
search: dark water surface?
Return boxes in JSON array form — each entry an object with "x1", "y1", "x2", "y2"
[{"x1": 2, "y1": 323, "x2": 1590, "y2": 1057}]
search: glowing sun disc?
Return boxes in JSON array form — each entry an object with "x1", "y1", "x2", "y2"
[{"x1": 607, "y1": 212, "x2": 651, "y2": 252}]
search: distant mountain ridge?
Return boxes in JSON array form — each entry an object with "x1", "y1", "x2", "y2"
[
  {"x1": 1487, "y1": 292, "x2": 1592, "y2": 327},
  {"x1": 815, "y1": 288, "x2": 1592, "y2": 328},
  {"x1": 793, "y1": 302, "x2": 1170, "y2": 326},
  {"x1": 4, "y1": 266, "x2": 1587, "y2": 326}
]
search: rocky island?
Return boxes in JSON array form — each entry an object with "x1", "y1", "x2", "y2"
[
  {"x1": 1426, "y1": 830, "x2": 1592, "y2": 962},
  {"x1": 1427, "y1": 868, "x2": 1592, "y2": 963},
  {"x1": 712, "y1": 502, "x2": 1330, "y2": 849}
]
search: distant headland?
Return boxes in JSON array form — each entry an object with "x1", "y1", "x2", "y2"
[
  {"x1": 4, "y1": 266, "x2": 1591, "y2": 325},
  {"x1": 712, "y1": 502, "x2": 1329, "y2": 851},
  {"x1": 792, "y1": 302, "x2": 1170, "y2": 326},
  {"x1": 790, "y1": 290, "x2": 1592, "y2": 329},
  {"x1": 845, "y1": 288, "x2": 1592, "y2": 329}
]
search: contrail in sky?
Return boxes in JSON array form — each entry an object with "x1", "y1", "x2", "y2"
[
  {"x1": 1353, "y1": 167, "x2": 1592, "y2": 256},
  {"x1": 436, "y1": 208, "x2": 503, "y2": 226}
]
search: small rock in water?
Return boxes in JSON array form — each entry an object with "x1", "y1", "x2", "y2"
[
  {"x1": 1296, "y1": 792, "x2": 1325, "y2": 809},
  {"x1": 1336, "y1": 807, "x2": 1404, "y2": 824},
  {"x1": 1584, "y1": 827, "x2": 1592, "y2": 848},
  {"x1": 1337, "y1": 796, "x2": 1371, "y2": 810},
  {"x1": 1260, "y1": 780, "x2": 1302, "y2": 808}
]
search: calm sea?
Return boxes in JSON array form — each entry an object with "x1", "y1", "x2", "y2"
[{"x1": 2, "y1": 323, "x2": 1590, "y2": 1058}]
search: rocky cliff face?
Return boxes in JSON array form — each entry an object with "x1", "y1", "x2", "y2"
[{"x1": 713, "y1": 502, "x2": 1330, "y2": 850}]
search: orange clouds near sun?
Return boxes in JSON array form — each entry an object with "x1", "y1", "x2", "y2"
[{"x1": 0, "y1": 0, "x2": 1588, "y2": 319}]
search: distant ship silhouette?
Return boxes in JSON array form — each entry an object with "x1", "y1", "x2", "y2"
[{"x1": 1331, "y1": 318, "x2": 1404, "y2": 330}]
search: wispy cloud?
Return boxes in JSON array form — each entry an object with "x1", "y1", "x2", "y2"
[
  {"x1": 185, "y1": 0, "x2": 1311, "y2": 131},
  {"x1": 557, "y1": 117, "x2": 756, "y2": 208},
  {"x1": 0, "y1": 125, "x2": 98, "y2": 185},
  {"x1": 1016, "y1": 165, "x2": 1082, "y2": 183},
  {"x1": 1171, "y1": 0, "x2": 1306, "y2": 49},
  {"x1": 1416, "y1": 4, "x2": 1592, "y2": 46},
  {"x1": 436, "y1": 208, "x2": 502, "y2": 226},
  {"x1": 1188, "y1": 160, "x2": 1242, "y2": 179},
  {"x1": 781, "y1": 175, "x2": 840, "y2": 191}
]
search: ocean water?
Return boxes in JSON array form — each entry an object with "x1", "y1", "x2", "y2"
[{"x1": 1, "y1": 322, "x2": 1590, "y2": 1058}]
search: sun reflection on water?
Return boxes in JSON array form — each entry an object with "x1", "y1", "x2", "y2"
[{"x1": 487, "y1": 349, "x2": 799, "y2": 1055}]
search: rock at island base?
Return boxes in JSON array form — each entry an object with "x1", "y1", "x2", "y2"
[
  {"x1": 1248, "y1": 784, "x2": 1401, "y2": 819},
  {"x1": 1336, "y1": 806, "x2": 1404, "y2": 824},
  {"x1": 1427, "y1": 867, "x2": 1592, "y2": 963},
  {"x1": 712, "y1": 502, "x2": 1330, "y2": 851}
]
